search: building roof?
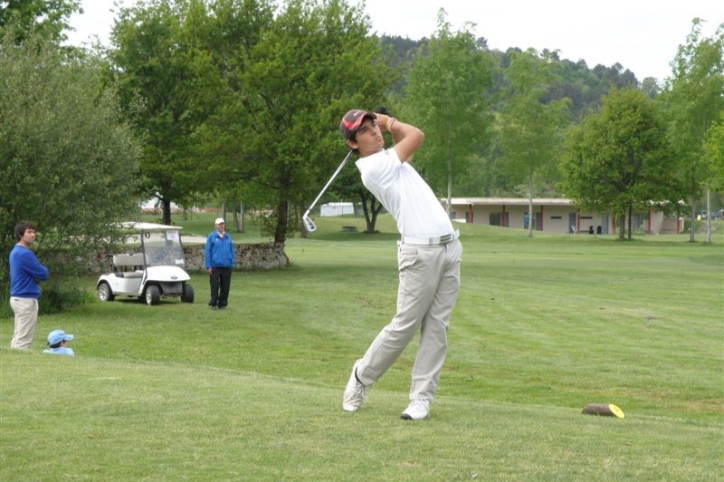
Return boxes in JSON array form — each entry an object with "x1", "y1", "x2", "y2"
[{"x1": 449, "y1": 197, "x2": 576, "y2": 206}]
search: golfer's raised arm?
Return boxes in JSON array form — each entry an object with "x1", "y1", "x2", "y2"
[{"x1": 377, "y1": 113, "x2": 424, "y2": 164}]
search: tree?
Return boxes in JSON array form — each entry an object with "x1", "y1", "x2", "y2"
[
  {"x1": 560, "y1": 88, "x2": 678, "y2": 240},
  {"x1": 110, "y1": 0, "x2": 225, "y2": 224},
  {"x1": 187, "y1": 0, "x2": 277, "y2": 233},
  {"x1": 0, "y1": 31, "x2": 142, "y2": 288},
  {"x1": 640, "y1": 77, "x2": 660, "y2": 99},
  {"x1": 0, "y1": 0, "x2": 80, "y2": 43},
  {"x1": 703, "y1": 114, "x2": 724, "y2": 192},
  {"x1": 498, "y1": 49, "x2": 570, "y2": 237},
  {"x1": 402, "y1": 10, "x2": 495, "y2": 215},
  {"x1": 659, "y1": 19, "x2": 724, "y2": 242},
  {"x1": 229, "y1": 0, "x2": 390, "y2": 243}
]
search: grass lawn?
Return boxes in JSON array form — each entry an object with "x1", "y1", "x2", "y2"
[{"x1": 1, "y1": 213, "x2": 722, "y2": 481}]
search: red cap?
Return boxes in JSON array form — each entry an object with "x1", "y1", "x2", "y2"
[{"x1": 340, "y1": 109, "x2": 376, "y2": 140}]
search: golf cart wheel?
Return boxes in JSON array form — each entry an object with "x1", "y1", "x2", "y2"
[
  {"x1": 145, "y1": 285, "x2": 161, "y2": 306},
  {"x1": 181, "y1": 283, "x2": 194, "y2": 303},
  {"x1": 97, "y1": 282, "x2": 115, "y2": 302}
]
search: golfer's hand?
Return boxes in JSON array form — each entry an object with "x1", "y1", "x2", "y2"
[
  {"x1": 206, "y1": 268, "x2": 212, "y2": 275},
  {"x1": 374, "y1": 106, "x2": 394, "y2": 132},
  {"x1": 375, "y1": 113, "x2": 393, "y2": 132}
]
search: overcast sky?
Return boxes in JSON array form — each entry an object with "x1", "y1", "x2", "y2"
[{"x1": 67, "y1": 0, "x2": 722, "y2": 81}]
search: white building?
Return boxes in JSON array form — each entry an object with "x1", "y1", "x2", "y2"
[
  {"x1": 447, "y1": 198, "x2": 683, "y2": 234},
  {"x1": 320, "y1": 202, "x2": 355, "y2": 217}
]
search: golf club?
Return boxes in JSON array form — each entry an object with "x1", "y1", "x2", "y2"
[{"x1": 302, "y1": 150, "x2": 353, "y2": 232}]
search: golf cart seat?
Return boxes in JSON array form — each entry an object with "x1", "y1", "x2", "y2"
[{"x1": 113, "y1": 253, "x2": 145, "y2": 278}]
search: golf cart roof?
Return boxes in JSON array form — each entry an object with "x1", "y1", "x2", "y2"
[{"x1": 117, "y1": 222, "x2": 182, "y2": 231}]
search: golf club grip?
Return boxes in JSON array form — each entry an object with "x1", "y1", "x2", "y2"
[{"x1": 306, "y1": 150, "x2": 353, "y2": 213}]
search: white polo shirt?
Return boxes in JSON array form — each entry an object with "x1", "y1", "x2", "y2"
[{"x1": 356, "y1": 148, "x2": 454, "y2": 238}]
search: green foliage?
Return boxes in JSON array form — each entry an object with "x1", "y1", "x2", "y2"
[
  {"x1": 0, "y1": 291, "x2": 11, "y2": 318},
  {"x1": 379, "y1": 35, "x2": 422, "y2": 94},
  {"x1": 0, "y1": 275, "x2": 94, "y2": 318},
  {"x1": 498, "y1": 49, "x2": 571, "y2": 236},
  {"x1": 110, "y1": 0, "x2": 389, "y2": 242},
  {"x1": 560, "y1": 88, "x2": 678, "y2": 240},
  {"x1": 659, "y1": 19, "x2": 724, "y2": 241},
  {"x1": 704, "y1": 114, "x2": 724, "y2": 191},
  {"x1": 110, "y1": 0, "x2": 227, "y2": 224},
  {"x1": 493, "y1": 49, "x2": 641, "y2": 120},
  {"x1": 37, "y1": 279, "x2": 96, "y2": 315},
  {"x1": 403, "y1": 9, "x2": 496, "y2": 208},
  {"x1": 225, "y1": 0, "x2": 390, "y2": 242},
  {"x1": 0, "y1": 0, "x2": 81, "y2": 43},
  {"x1": 185, "y1": 0, "x2": 277, "y2": 214},
  {"x1": 0, "y1": 30, "x2": 142, "y2": 286},
  {"x1": 390, "y1": 35, "x2": 651, "y2": 119}
]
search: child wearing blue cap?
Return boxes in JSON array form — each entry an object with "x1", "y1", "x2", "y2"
[{"x1": 43, "y1": 329, "x2": 74, "y2": 356}]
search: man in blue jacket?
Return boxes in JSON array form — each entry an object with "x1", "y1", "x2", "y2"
[
  {"x1": 204, "y1": 218, "x2": 236, "y2": 310},
  {"x1": 9, "y1": 221, "x2": 49, "y2": 349}
]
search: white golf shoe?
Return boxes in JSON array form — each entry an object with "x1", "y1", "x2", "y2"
[
  {"x1": 401, "y1": 399, "x2": 431, "y2": 420},
  {"x1": 342, "y1": 359, "x2": 366, "y2": 412}
]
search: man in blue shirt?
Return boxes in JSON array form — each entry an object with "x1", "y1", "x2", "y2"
[
  {"x1": 204, "y1": 218, "x2": 236, "y2": 310},
  {"x1": 9, "y1": 221, "x2": 50, "y2": 349}
]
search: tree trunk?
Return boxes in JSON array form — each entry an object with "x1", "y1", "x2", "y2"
[
  {"x1": 359, "y1": 190, "x2": 383, "y2": 233},
  {"x1": 688, "y1": 195, "x2": 697, "y2": 243},
  {"x1": 705, "y1": 189, "x2": 711, "y2": 244},
  {"x1": 370, "y1": 202, "x2": 381, "y2": 231},
  {"x1": 162, "y1": 198, "x2": 172, "y2": 225},
  {"x1": 627, "y1": 205, "x2": 633, "y2": 240},
  {"x1": 527, "y1": 173, "x2": 534, "y2": 238},
  {"x1": 273, "y1": 199, "x2": 288, "y2": 244},
  {"x1": 233, "y1": 202, "x2": 244, "y2": 233}
]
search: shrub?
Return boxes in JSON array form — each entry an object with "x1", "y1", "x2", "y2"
[{"x1": 38, "y1": 280, "x2": 95, "y2": 315}]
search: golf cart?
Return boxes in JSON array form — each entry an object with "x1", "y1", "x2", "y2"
[{"x1": 96, "y1": 223, "x2": 194, "y2": 306}]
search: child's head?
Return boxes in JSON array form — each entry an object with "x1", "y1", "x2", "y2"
[{"x1": 47, "y1": 329, "x2": 73, "y2": 349}]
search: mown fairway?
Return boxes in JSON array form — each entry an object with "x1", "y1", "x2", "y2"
[{"x1": 1, "y1": 214, "x2": 722, "y2": 481}]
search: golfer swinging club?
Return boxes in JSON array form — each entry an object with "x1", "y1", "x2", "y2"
[{"x1": 340, "y1": 109, "x2": 462, "y2": 420}]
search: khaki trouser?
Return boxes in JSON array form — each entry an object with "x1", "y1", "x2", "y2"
[
  {"x1": 10, "y1": 297, "x2": 39, "y2": 349},
  {"x1": 357, "y1": 239, "x2": 462, "y2": 401}
]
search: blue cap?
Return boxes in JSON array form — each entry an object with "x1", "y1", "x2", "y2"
[{"x1": 47, "y1": 329, "x2": 74, "y2": 346}]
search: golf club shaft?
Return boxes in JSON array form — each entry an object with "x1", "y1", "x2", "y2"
[{"x1": 305, "y1": 150, "x2": 353, "y2": 216}]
